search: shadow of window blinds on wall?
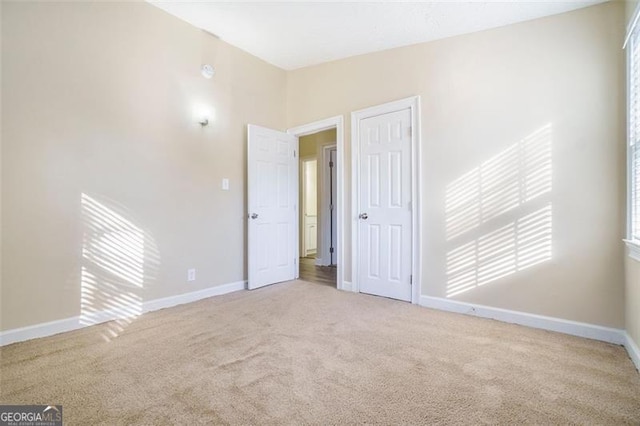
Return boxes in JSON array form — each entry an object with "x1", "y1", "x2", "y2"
[
  {"x1": 445, "y1": 124, "x2": 553, "y2": 298},
  {"x1": 80, "y1": 193, "x2": 160, "y2": 342}
]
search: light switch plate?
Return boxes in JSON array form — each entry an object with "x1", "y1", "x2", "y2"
[{"x1": 222, "y1": 178, "x2": 230, "y2": 191}]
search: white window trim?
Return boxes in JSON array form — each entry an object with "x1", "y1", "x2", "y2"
[
  {"x1": 626, "y1": 2, "x2": 640, "y2": 262},
  {"x1": 625, "y1": 240, "x2": 640, "y2": 262}
]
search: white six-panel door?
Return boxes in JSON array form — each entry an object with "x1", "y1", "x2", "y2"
[
  {"x1": 357, "y1": 109, "x2": 412, "y2": 301},
  {"x1": 247, "y1": 125, "x2": 298, "y2": 290}
]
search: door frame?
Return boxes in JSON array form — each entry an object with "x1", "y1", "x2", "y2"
[
  {"x1": 319, "y1": 144, "x2": 337, "y2": 266},
  {"x1": 287, "y1": 116, "x2": 345, "y2": 291},
  {"x1": 351, "y1": 96, "x2": 422, "y2": 304}
]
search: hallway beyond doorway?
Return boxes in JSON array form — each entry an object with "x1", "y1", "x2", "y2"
[{"x1": 299, "y1": 257, "x2": 336, "y2": 287}]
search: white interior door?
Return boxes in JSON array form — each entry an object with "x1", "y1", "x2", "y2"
[
  {"x1": 357, "y1": 109, "x2": 412, "y2": 301},
  {"x1": 248, "y1": 124, "x2": 298, "y2": 290}
]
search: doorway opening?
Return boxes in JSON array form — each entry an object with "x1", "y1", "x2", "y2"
[
  {"x1": 288, "y1": 116, "x2": 344, "y2": 290},
  {"x1": 297, "y1": 129, "x2": 337, "y2": 287}
]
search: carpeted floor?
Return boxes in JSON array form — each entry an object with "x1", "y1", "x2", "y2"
[{"x1": 1, "y1": 280, "x2": 639, "y2": 424}]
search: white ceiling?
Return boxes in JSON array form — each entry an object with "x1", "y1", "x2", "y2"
[{"x1": 149, "y1": 1, "x2": 607, "y2": 70}]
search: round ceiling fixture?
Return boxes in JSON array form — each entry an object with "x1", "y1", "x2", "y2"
[{"x1": 201, "y1": 64, "x2": 215, "y2": 79}]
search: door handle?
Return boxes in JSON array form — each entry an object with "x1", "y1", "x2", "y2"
[
  {"x1": 250, "y1": 213, "x2": 259, "y2": 219},
  {"x1": 359, "y1": 213, "x2": 368, "y2": 220}
]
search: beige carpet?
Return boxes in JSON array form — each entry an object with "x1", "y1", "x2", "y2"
[{"x1": 1, "y1": 280, "x2": 639, "y2": 425}]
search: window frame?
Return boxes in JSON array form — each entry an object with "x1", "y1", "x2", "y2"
[{"x1": 626, "y1": 3, "x2": 640, "y2": 262}]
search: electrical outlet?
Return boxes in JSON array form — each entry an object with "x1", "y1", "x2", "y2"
[{"x1": 187, "y1": 268, "x2": 196, "y2": 282}]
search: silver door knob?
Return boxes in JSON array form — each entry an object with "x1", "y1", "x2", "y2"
[
  {"x1": 359, "y1": 213, "x2": 368, "y2": 220},
  {"x1": 250, "y1": 213, "x2": 259, "y2": 219}
]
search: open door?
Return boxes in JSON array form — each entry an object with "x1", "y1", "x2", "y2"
[{"x1": 247, "y1": 124, "x2": 298, "y2": 290}]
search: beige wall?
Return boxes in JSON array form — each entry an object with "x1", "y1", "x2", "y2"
[
  {"x1": 626, "y1": 0, "x2": 640, "y2": 349},
  {"x1": 288, "y1": 2, "x2": 626, "y2": 327},
  {"x1": 1, "y1": 2, "x2": 286, "y2": 331},
  {"x1": 627, "y1": 0, "x2": 639, "y2": 24},
  {"x1": 1, "y1": 1, "x2": 630, "y2": 333}
]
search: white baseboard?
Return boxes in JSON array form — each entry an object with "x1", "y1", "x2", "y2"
[
  {"x1": 142, "y1": 280, "x2": 245, "y2": 313},
  {"x1": 419, "y1": 296, "x2": 625, "y2": 345},
  {"x1": 0, "y1": 280, "x2": 246, "y2": 346},
  {"x1": 341, "y1": 281, "x2": 353, "y2": 292},
  {"x1": 0, "y1": 317, "x2": 84, "y2": 347},
  {"x1": 625, "y1": 332, "x2": 640, "y2": 371}
]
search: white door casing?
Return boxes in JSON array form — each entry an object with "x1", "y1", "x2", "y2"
[
  {"x1": 287, "y1": 116, "x2": 345, "y2": 290},
  {"x1": 247, "y1": 124, "x2": 298, "y2": 290},
  {"x1": 352, "y1": 96, "x2": 421, "y2": 303}
]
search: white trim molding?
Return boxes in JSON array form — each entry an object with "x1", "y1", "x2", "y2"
[
  {"x1": 626, "y1": 13, "x2": 640, "y2": 262},
  {"x1": 288, "y1": 115, "x2": 346, "y2": 292},
  {"x1": 624, "y1": 239, "x2": 640, "y2": 262},
  {"x1": 419, "y1": 295, "x2": 626, "y2": 345},
  {"x1": 624, "y1": 0, "x2": 640, "y2": 49},
  {"x1": 0, "y1": 281, "x2": 246, "y2": 346},
  {"x1": 625, "y1": 332, "x2": 640, "y2": 371},
  {"x1": 351, "y1": 96, "x2": 422, "y2": 304},
  {"x1": 142, "y1": 280, "x2": 246, "y2": 312}
]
